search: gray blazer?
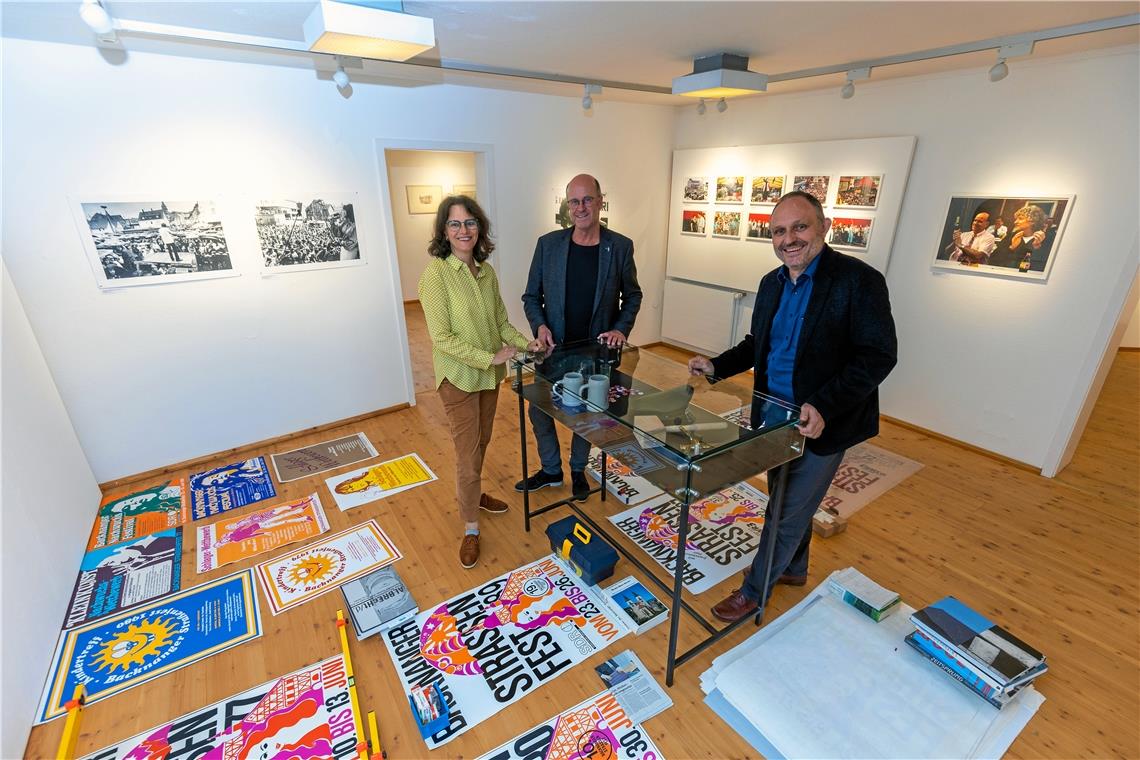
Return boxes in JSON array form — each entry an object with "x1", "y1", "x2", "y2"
[{"x1": 521, "y1": 227, "x2": 643, "y2": 343}]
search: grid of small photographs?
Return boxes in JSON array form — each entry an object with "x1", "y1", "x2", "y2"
[{"x1": 679, "y1": 173, "x2": 882, "y2": 251}]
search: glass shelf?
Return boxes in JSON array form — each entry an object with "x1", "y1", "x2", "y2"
[{"x1": 511, "y1": 339, "x2": 805, "y2": 499}]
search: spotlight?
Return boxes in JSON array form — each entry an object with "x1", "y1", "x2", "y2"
[
  {"x1": 840, "y1": 67, "x2": 869, "y2": 100},
  {"x1": 332, "y1": 65, "x2": 350, "y2": 90},
  {"x1": 988, "y1": 59, "x2": 1009, "y2": 82},
  {"x1": 840, "y1": 80, "x2": 855, "y2": 99},
  {"x1": 581, "y1": 83, "x2": 602, "y2": 111},
  {"x1": 696, "y1": 98, "x2": 706, "y2": 115},
  {"x1": 78, "y1": 0, "x2": 114, "y2": 35},
  {"x1": 716, "y1": 97, "x2": 727, "y2": 113}
]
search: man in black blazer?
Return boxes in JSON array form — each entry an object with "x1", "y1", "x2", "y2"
[
  {"x1": 688, "y1": 191, "x2": 897, "y2": 622},
  {"x1": 518, "y1": 173, "x2": 642, "y2": 500}
]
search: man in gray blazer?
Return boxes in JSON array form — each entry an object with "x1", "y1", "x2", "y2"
[{"x1": 517, "y1": 173, "x2": 642, "y2": 500}]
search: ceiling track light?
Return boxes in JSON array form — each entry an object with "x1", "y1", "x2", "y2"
[
  {"x1": 988, "y1": 41, "x2": 1031, "y2": 82},
  {"x1": 332, "y1": 65, "x2": 350, "y2": 90},
  {"x1": 581, "y1": 83, "x2": 602, "y2": 111},
  {"x1": 988, "y1": 59, "x2": 1009, "y2": 82},
  {"x1": 840, "y1": 66, "x2": 870, "y2": 99},
  {"x1": 696, "y1": 98, "x2": 706, "y2": 115},
  {"x1": 716, "y1": 97, "x2": 727, "y2": 113},
  {"x1": 78, "y1": 0, "x2": 117, "y2": 41},
  {"x1": 672, "y1": 53, "x2": 768, "y2": 99}
]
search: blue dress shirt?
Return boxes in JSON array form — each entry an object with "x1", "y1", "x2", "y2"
[{"x1": 765, "y1": 254, "x2": 821, "y2": 403}]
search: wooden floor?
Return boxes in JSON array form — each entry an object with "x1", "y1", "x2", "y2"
[{"x1": 25, "y1": 337, "x2": 1139, "y2": 759}]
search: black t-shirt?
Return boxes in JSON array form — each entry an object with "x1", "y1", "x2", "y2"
[{"x1": 564, "y1": 240, "x2": 599, "y2": 342}]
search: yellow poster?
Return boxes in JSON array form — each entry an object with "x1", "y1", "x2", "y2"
[
  {"x1": 325, "y1": 452, "x2": 438, "y2": 511},
  {"x1": 196, "y1": 494, "x2": 329, "y2": 573}
]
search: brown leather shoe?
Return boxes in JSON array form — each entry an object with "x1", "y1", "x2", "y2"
[
  {"x1": 459, "y1": 534, "x2": 480, "y2": 569},
  {"x1": 479, "y1": 493, "x2": 509, "y2": 514},
  {"x1": 711, "y1": 589, "x2": 759, "y2": 623}
]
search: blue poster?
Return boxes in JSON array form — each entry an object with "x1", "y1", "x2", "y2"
[
  {"x1": 37, "y1": 570, "x2": 261, "y2": 724},
  {"x1": 189, "y1": 456, "x2": 277, "y2": 520}
]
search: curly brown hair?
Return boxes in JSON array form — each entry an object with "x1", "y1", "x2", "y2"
[{"x1": 428, "y1": 195, "x2": 495, "y2": 262}]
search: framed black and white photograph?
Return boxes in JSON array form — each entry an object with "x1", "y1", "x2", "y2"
[
  {"x1": 750, "y1": 176, "x2": 784, "y2": 204},
  {"x1": 829, "y1": 217, "x2": 874, "y2": 251},
  {"x1": 792, "y1": 175, "x2": 831, "y2": 205},
  {"x1": 681, "y1": 209, "x2": 707, "y2": 235},
  {"x1": 746, "y1": 212, "x2": 772, "y2": 241},
  {"x1": 835, "y1": 175, "x2": 883, "y2": 209},
  {"x1": 255, "y1": 195, "x2": 363, "y2": 273},
  {"x1": 715, "y1": 176, "x2": 744, "y2": 203},
  {"x1": 406, "y1": 184, "x2": 442, "y2": 214},
  {"x1": 73, "y1": 199, "x2": 237, "y2": 289},
  {"x1": 683, "y1": 177, "x2": 709, "y2": 202},
  {"x1": 713, "y1": 211, "x2": 741, "y2": 239},
  {"x1": 932, "y1": 194, "x2": 1073, "y2": 281}
]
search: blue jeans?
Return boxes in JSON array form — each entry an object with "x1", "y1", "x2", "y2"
[
  {"x1": 528, "y1": 404, "x2": 591, "y2": 474},
  {"x1": 742, "y1": 448, "x2": 845, "y2": 603}
]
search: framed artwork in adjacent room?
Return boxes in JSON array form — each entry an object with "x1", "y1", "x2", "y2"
[
  {"x1": 681, "y1": 209, "x2": 707, "y2": 235},
  {"x1": 829, "y1": 216, "x2": 874, "y2": 251},
  {"x1": 254, "y1": 194, "x2": 364, "y2": 273},
  {"x1": 792, "y1": 175, "x2": 831, "y2": 205},
  {"x1": 406, "y1": 185, "x2": 443, "y2": 214},
  {"x1": 750, "y1": 176, "x2": 784, "y2": 204},
  {"x1": 713, "y1": 211, "x2": 741, "y2": 239},
  {"x1": 931, "y1": 194, "x2": 1074, "y2": 281},
  {"x1": 452, "y1": 184, "x2": 477, "y2": 200},
  {"x1": 715, "y1": 176, "x2": 744, "y2": 203},
  {"x1": 683, "y1": 177, "x2": 709, "y2": 202},
  {"x1": 835, "y1": 175, "x2": 883, "y2": 209},
  {"x1": 746, "y1": 212, "x2": 772, "y2": 241}
]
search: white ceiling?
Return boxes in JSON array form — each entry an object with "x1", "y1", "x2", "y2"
[{"x1": 4, "y1": 1, "x2": 1138, "y2": 102}]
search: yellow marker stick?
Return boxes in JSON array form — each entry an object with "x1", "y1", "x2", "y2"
[
  {"x1": 56, "y1": 684, "x2": 86, "y2": 760},
  {"x1": 336, "y1": 609, "x2": 369, "y2": 760},
  {"x1": 367, "y1": 710, "x2": 386, "y2": 759}
]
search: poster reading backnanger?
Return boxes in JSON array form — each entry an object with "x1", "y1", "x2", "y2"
[
  {"x1": 382, "y1": 555, "x2": 627, "y2": 749},
  {"x1": 80, "y1": 655, "x2": 360, "y2": 760}
]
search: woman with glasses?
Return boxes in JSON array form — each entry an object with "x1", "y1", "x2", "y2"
[{"x1": 418, "y1": 195, "x2": 543, "y2": 569}]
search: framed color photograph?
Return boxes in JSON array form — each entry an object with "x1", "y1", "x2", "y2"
[
  {"x1": 683, "y1": 177, "x2": 709, "y2": 202},
  {"x1": 406, "y1": 185, "x2": 443, "y2": 214},
  {"x1": 835, "y1": 175, "x2": 883, "y2": 208},
  {"x1": 255, "y1": 195, "x2": 362, "y2": 273},
  {"x1": 750, "y1": 176, "x2": 785, "y2": 204},
  {"x1": 72, "y1": 199, "x2": 237, "y2": 289},
  {"x1": 681, "y1": 209, "x2": 707, "y2": 235},
  {"x1": 746, "y1": 212, "x2": 772, "y2": 241},
  {"x1": 452, "y1": 184, "x2": 477, "y2": 199},
  {"x1": 829, "y1": 217, "x2": 874, "y2": 251},
  {"x1": 715, "y1": 176, "x2": 745, "y2": 203},
  {"x1": 792, "y1": 176, "x2": 831, "y2": 205},
  {"x1": 713, "y1": 211, "x2": 742, "y2": 239},
  {"x1": 932, "y1": 194, "x2": 1073, "y2": 281}
]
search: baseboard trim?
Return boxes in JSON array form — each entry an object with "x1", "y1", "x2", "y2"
[
  {"x1": 1118, "y1": 346, "x2": 1140, "y2": 352},
  {"x1": 880, "y1": 414, "x2": 1038, "y2": 474},
  {"x1": 98, "y1": 403, "x2": 412, "y2": 492}
]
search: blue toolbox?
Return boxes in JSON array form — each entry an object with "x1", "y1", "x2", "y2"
[{"x1": 545, "y1": 515, "x2": 619, "y2": 586}]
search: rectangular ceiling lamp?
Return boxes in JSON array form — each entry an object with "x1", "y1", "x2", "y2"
[
  {"x1": 303, "y1": 0, "x2": 435, "y2": 61},
  {"x1": 672, "y1": 53, "x2": 768, "y2": 98}
]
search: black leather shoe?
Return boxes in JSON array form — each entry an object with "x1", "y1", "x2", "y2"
[
  {"x1": 515, "y1": 470, "x2": 564, "y2": 492},
  {"x1": 571, "y1": 471, "x2": 590, "y2": 501}
]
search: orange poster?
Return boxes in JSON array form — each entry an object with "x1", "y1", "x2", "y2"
[
  {"x1": 88, "y1": 479, "x2": 189, "y2": 551},
  {"x1": 196, "y1": 494, "x2": 330, "y2": 573}
]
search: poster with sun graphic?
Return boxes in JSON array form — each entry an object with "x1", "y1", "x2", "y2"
[
  {"x1": 607, "y1": 482, "x2": 769, "y2": 594},
  {"x1": 255, "y1": 520, "x2": 402, "y2": 615},
  {"x1": 79, "y1": 655, "x2": 360, "y2": 760},
  {"x1": 37, "y1": 570, "x2": 261, "y2": 724},
  {"x1": 381, "y1": 555, "x2": 628, "y2": 749},
  {"x1": 475, "y1": 689, "x2": 665, "y2": 760},
  {"x1": 88, "y1": 478, "x2": 189, "y2": 551}
]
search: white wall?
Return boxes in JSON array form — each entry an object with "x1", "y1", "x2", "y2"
[
  {"x1": 385, "y1": 149, "x2": 476, "y2": 300},
  {"x1": 1, "y1": 263, "x2": 102, "y2": 757},
  {"x1": 673, "y1": 48, "x2": 1140, "y2": 469},
  {"x1": 1, "y1": 38, "x2": 674, "y2": 481}
]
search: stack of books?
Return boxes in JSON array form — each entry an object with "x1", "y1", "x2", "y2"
[
  {"x1": 826, "y1": 567, "x2": 899, "y2": 621},
  {"x1": 907, "y1": 596, "x2": 1047, "y2": 709}
]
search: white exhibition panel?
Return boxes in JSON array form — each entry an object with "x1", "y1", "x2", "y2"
[
  {"x1": 665, "y1": 136, "x2": 916, "y2": 291},
  {"x1": 660, "y1": 278, "x2": 744, "y2": 354}
]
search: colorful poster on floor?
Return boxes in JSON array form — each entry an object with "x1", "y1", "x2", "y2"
[
  {"x1": 585, "y1": 447, "x2": 665, "y2": 505},
  {"x1": 255, "y1": 520, "x2": 402, "y2": 615},
  {"x1": 476, "y1": 689, "x2": 665, "y2": 760},
  {"x1": 382, "y1": 555, "x2": 627, "y2": 749},
  {"x1": 325, "y1": 452, "x2": 438, "y2": 511},
  {"x1": 608, "y1": 482, "x2": 768, "y2": 594},
  {"x1": 189, "y1": 456, "x2": 277, "y2": 520},
  {"x1": 820, "y1": 443, "x2": 923, "y2": 520},
  {"x1": 79, "y1": 655, "x2": 359, "y2": 760},
  {"x1": 270, "y1": 432, "x2": 378, "y2": 483},
  {"x1": 63, "y1": 528, "x2": 183, "y2": 630},
  {"x1": 37, "y1": 570, "x2": 261, "y2": 724},
  {"x1": 88, "y1": 479, "x2": 189, "y2": 551},
  {"x1": 196, "y1": 493, "x2": 330, "y2": 573}
]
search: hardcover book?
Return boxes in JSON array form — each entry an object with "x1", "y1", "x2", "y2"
[
  {"x1": 911, "y1": 596, "x2": 1045, "y2": 685},
  {"x1": 342, "y1": 566, "x2": 417, "y2": 639}
]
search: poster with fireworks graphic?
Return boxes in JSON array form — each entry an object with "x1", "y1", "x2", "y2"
[
  {"x1": 607, "y1": 482, "x2": 769, "y2": 594},
  {"x1": 381, "y1": 556, "x2": 628, "y2": 749},
  {"x1": 189, "y1": 456, "x2": 277, "y2": 520},
  {"x1": 255, "y1": 520, "x2": 402, "y2": 615},
  {"x1": 196, "y1": 493, "x2": 330, "y2": 573},
  {"x1": 79, "y1": 655, "x2": 359, "y2": 760},
  {"x1": 475, "y1": 689, "x2": 664, "y2": 760},
  {"x1": 88, "y1": 479, "x2": 189, "y2": 551},
  {"x1": 37, "y1": 571, "x2": 261, "y2": 724}
]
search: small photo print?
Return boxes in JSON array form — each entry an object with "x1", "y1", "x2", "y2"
[
  {"x1": 407, "y1": 185, "x2": 443, "y2": 214},
  {"x1": 829, "y1": 217, "x2": 873, "y2": 250},
  {"x1": 683, "y1": 177, "x2": 708, "y2": 202},
  {"x1": 750, "y1": 176, "x2": 784, "y2": 204},
  {"x1": 715, "y1": 176, "x2": 745, "y2": 203},
  {"x1": 792, "y1": 175, "x2": 831, "y2": 205},
  {"x1": 255, "y1": 196, "x2": 361, "y2": 272},
  {"x1": 451, "y1": 184, "x2": 477, "y2": 200},
  {"x1": 681, "y1": 209, "x2": 707, "y2": 235},
  {"x1": 713, "y1": 211, "x2": 741, "y2": 238},
  {"x1": 746, "y1": 213, "x2": 772, "y2": 241},
  {"x1": 835, "y1": 175, "x2": 883, "y2": 209}
]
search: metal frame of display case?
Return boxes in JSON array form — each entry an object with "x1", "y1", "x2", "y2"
[{"x1": 511, "y1": 341, "x2": 804, "y2": 686}]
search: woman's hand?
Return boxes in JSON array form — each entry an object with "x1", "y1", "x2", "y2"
[{"x1": 491, "y1": 345, "x2": 518, "y2": 366}]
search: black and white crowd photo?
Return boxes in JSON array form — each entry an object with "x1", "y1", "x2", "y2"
[{"x1": 255, "y1": 196, "x2": 361, "y2": 270}]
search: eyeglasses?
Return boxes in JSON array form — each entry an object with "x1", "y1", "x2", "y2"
[
  {"x1": 446, "y1": 219, "x2": 479, "y2": 231},
  {"x1": 566, "y1": 196, "x2": 596, "y2": 210}
]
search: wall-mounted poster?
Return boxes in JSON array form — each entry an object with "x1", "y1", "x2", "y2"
[
  {"x1": 829, "y1": 217, "x2": 874, "y2": 251},
  {"x1": 746, "y1": 212, "x2": 772, "y2": 241},
  {"x1": 407, "y1": 184, "x2": 443, "y2": 214},
  {"x1": 452, "y1": 184, "x2": 477, "y2": 199},
  {"x1": 792, "y1": 176, "x2": 831, "y2": 205},
  {"x1": 73, "y1": 199, "x2": 236, "y2": 289},
  {"x1": 835, "y1": 175, "x2": 883, "y2": 208},
  {"x1": 751, "y1": 176, "x2": 784, "y2": 204},
  {"x1": 713, "y1": 211, "x2": 741, "y2": 239},
  {"x1": 715, "y1": 176, "x2": 744, "y2": 203},
  {"x1": 683, "y1": 177, "x2": 708, "y2": 202},
  {"x1": 554, "y1": 191, "x2": 609, "y2": 228},
  {"x1": 681, "y1": 209, "x2": 707, "y2": 235},
  {"x1": 255, "y1": 195, "x2": 362, "y2": 273},
  {"x1": 932, "y1": 195, "x2": 1072, "y2": 281}
]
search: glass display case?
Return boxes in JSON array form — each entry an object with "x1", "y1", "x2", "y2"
[{"x1": 511, "y1": 339, "x2": 807, "y2": 684}]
